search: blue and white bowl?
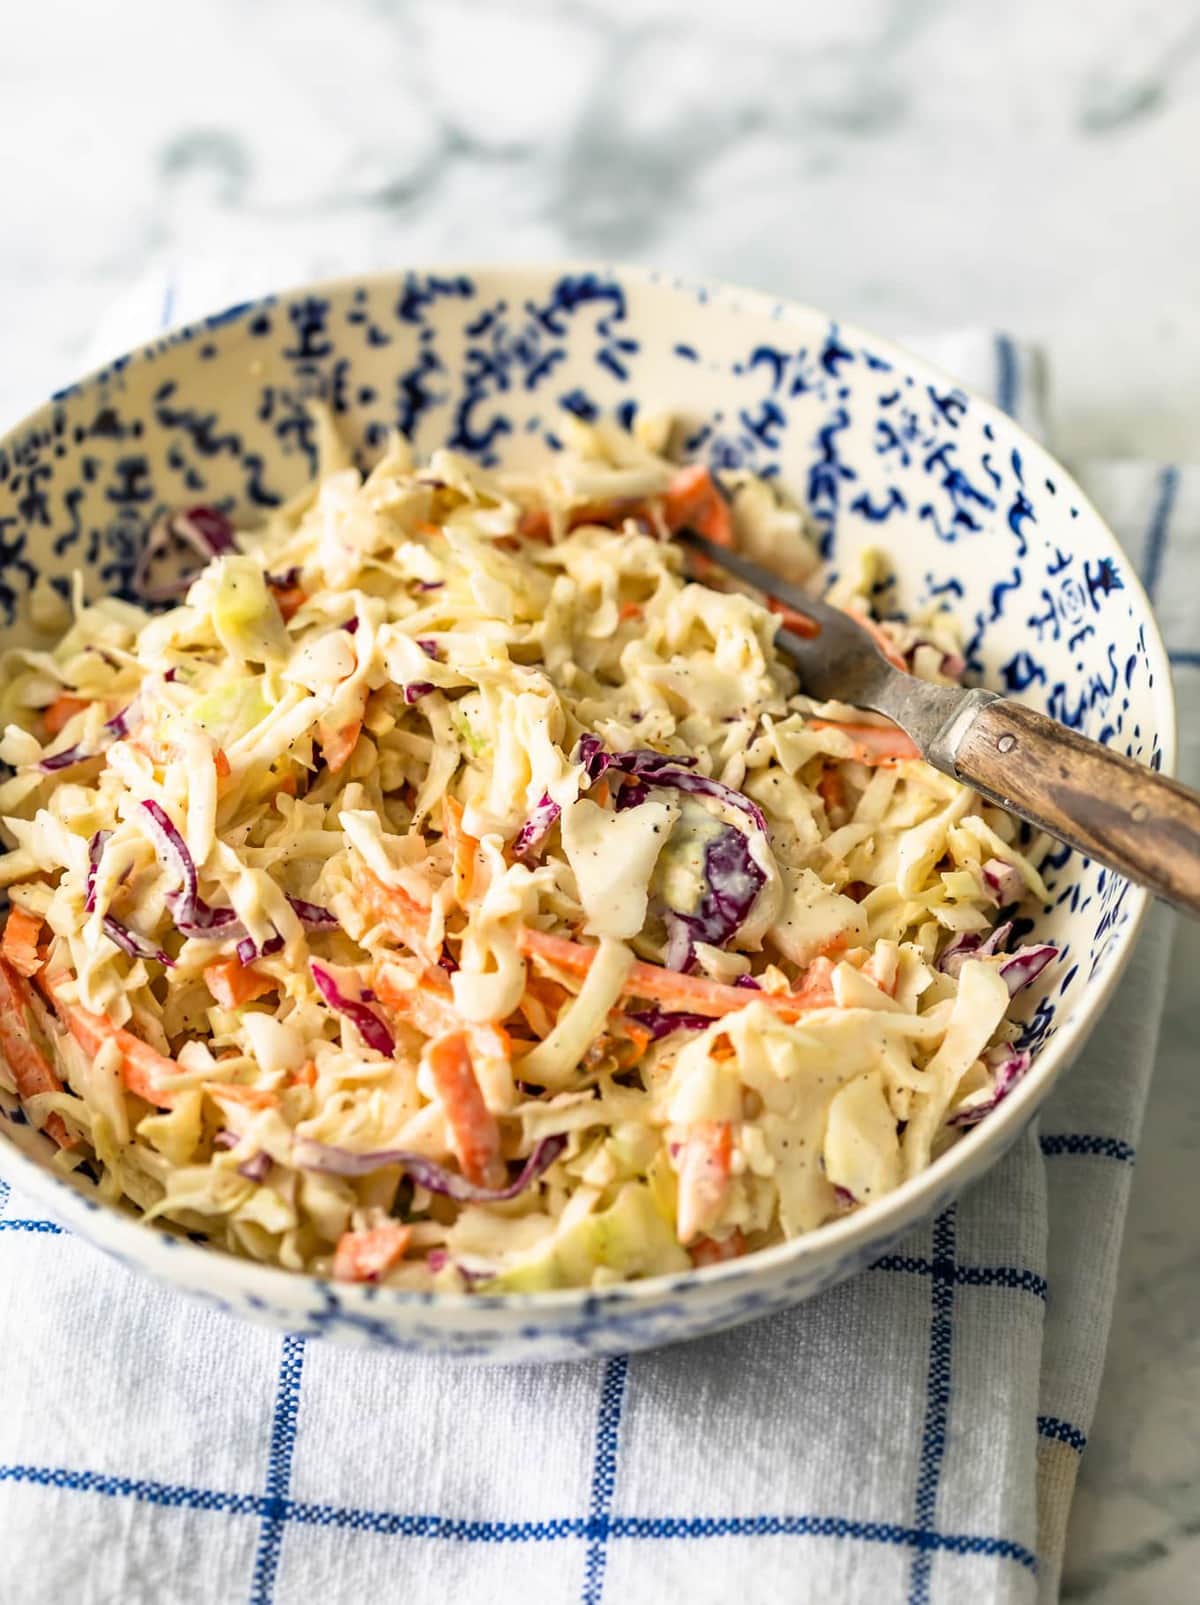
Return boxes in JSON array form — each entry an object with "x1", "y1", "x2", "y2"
[{"x1": 0, "y1": 265, "x2": 1174, "y2": 1362}]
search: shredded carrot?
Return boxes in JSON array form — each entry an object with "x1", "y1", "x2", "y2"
[
  {"x1": 203, "y1": 960, "x2": 277, "y2": 1010},
  {"x1": 276, "y1": 771, "x2": 299, "y2": 798},
  {"x1": 808, "y1": 720, "x2": 920, "y2": 765},
  {"x1": 213, "y1": 747, "x2": 231, "y2": 781},
  {"x1": 425, "y1": 1030, "x2": 503, "y2": 1188},
  {"x1": 518, "y1": 508, "x2": 552, "y2": 542},
  {"x1": 767, "y1": 596, "x2": 822, "y2": 639},
  {"x1": 610, "y1": 1013, "x2": 653, "y2": 1060},
  {"x1": 690, "y1": 1228, "x2": 747, "y2": 1267},
  {"x1": 591, "y1": 778, "x2": 611, "y2": 810},
  {"x1": 618, "y1": 601, "x2": 643, "y2": 623},
  {"x1": 290, "y1": 1060, "x2": 318, "y2": 1089},
  {"x1": 517, "y1": 927, "x2": 819, "y2": 1023},
  {"x1": 374, "y1": 960, "x2": 510, "y2": 1066},
  {"x1": 675, "y1": 1122, "x2": 733, "y2": 1244},
  {"x1": 0, "y1": 959, "x2": 76, "y2": 1148},
  {"x1": 816, "y1": 765, "x2": 846, "y2": 819},
  {"x1": 42, "y1": 973, "x2": 180, "y2": 1109},
  {"x1": 2, "y1": 908, "x2": 44, "y2": 978},
  {"x1": 442, "y1": 795, "x2": 478, "y2": 906},
  {"x1": 204, "y1": 1082, "x2": 279, "y2": 1110},
  {"x1": 42, "y1": 693, "x2": 89, "y2": 736},
  {"x1": 790, "y1": 955, "x2": 838, "y2": 1009},
  {"x1": 847, "y1": 610, "x2": 909, "y2": 673},
  {"x1": 273, "y1": 586, "x2": 307, "y2": 622},
  {"x1": 415, "y1": 521, "x2": 443, "y2": 540},
  {"x1": 356, "y1": 869, "x2": 437, "y2": 965},
  {"x1": 662, "y1": 464, "x2": 733, "y2": 547},
  {"x1": 333, "y1": 1222, "x2": 412, "y2": 1283},
  {"x1": 317, "y1": 718, "x2": 362, "y2": 774}
]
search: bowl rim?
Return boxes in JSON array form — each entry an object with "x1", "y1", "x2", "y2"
[{"x1": 0, "y1": 259, "x2": 1177, "y2": 1318}]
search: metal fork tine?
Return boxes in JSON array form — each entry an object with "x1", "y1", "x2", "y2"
[{"x1": 673, "y1": 528, "x2": 845, "y2": 630}]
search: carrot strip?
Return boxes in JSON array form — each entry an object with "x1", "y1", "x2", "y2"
[
  {"x1": 2, "y1": 908, "x2": 44, "y2": 978},
  {"x1": 203, "y1": 960, "x2": 277, "y2": 1010},
  {"x1": 333, "y1": 1223, "x2": 412, "y2": 1283},
  {"x1": 204, "y1": 1083, "x2": 279, "y2": 1110},
  {"x1": 808, "y1": 720, "x2": 920, "y2": 764},
  {"x1": 317, "y1": 718, "x2": 362, "y2": 774},
  {"x1": 43, "y1": 693, "x2": 89, "y2": 736},
  {"x1": 662, "y1": 465, "x2": 733, "y2": 547},
  {"x1": 675, "y1": 1121, "x2": 733, "y2": 1244},
  {"x1": 790, "y1": 955, "x2": 838, "y2": 1009},
  {"x1": 846, "y1": 610, "x2": 909, "y2": 673},
  {"x1": 816, "y1": 765, "x2": 846, "y2": 819},
  {"x1": 213, "y1": 747, "x2": 231, "y2": 781},
  {"x1": 42, "y1": 974, "x2": 180, "y2": 1109},
  {"x1": 0, "y1": 959, "x2": 76, "y2": 1148},
  {"x1": 767, "y1": 596, "x2": 822, "y2": 639},
  {"x1": 518, "y1": 508, "x2": 552, "y2": 543},
  {"x1": 374, "y1": 961, "x2": 510, "y2": 1066},
  {"x1": 425, "y1": 1031, "x2": 503, "y2": 1188},
  {"x1": 618, "y1": 601, "x2": 643, "y2": 623},
  {"x1": 273, "y1": 586, "x2": 307, "y2": 622},
  {"x1": 690, "y1": 1227, "x2": 747, "y2": 1267},
  {"x1": 290, "y1": 1060, "x2": 318, "y2": 1089},
  {"x1": 356, "y1": 869, "x2": 437, "y2": 964},
  {"x1": 516, "y1": 928, "x2": 819, "y2": 1023},
  {"x1": 442, "y1": 795, "x2": 478, "y2": 906}
]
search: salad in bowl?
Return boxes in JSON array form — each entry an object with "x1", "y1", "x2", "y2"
[{"x1": 0, "y1": 411, "x2": 1055, "y2": 1294}]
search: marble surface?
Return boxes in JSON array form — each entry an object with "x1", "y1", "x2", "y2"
[{"x1": 1, "y1": 0, "x2": 1198, "y2": 1596}]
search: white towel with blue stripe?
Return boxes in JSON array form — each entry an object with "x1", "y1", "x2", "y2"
[{"x1": 0, "y1": 271, "x2": 1190, "y2": 1605}]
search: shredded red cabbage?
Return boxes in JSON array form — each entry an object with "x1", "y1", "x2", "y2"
[
  {"x1": 102, "y1": 915, "x2": 174, "y2": 967},
  {"x1": 293, "y1": 1133, "x2": 567, "y2": 1201},
  {"x1": 310, "y1": 961, "x2": 395, "y2": 1056},
  {"x1": 85, "y1": 829, "x2": 111, "y2": 914},
  {"x1": 417, "y1": 638, "x2": 441, "y2": 660},
  {"x1": 573, "y1": 735, "x2": 766, "y2": 832},
  {"x1": 663, "y1": 825, "x2": 767, "y2": 973},
  {"x1": 36, "y1": 701, "x2": 138, "y2": 774},
  {"x1": 287, "y1": 897, "x2": 338, "y2": 931},
  {"x1": 265, "y1": 567, "x2": 302, "y2": 591},
  {"x1": 982, "y1": 859, "x2": 1024, "y2": 905},
  {"x1": 236, "y1": 934, "x2": 284, "y2": 965},
  {"x1": 997, "y1": 945, "x2": 1056, "y2": 995},
  {"x1": 512, "y1": 792, "x2": 562, "y2": 861},
  {"x1": 213, "y1": 1129, "x2": 272, "y2": 1182},
  {"x1": 948, "y1": 1047, "x2": 1033, "y2": 1127},
  {"x1": 237, "y1": 1151, "x2": 273, "y2": 1184},
  {"x1": 403, "y1": 682, "x2": 436, "y2": 704},
  {"x1": 134, "y1": 505, "x2": 236, "y2": 603},
  {"x1": 937, "y1": 921, "x2": 1013, "y2": 978},
  {"x1": 414, "y1": 580, "x2": 444, "y2": 593},
  {"x1": 627, "y1": 1006, "x2": 715, "y2": 1039}
]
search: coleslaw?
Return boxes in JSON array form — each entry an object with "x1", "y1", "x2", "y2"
[{"x1": 0, "y1": 410, "x2": 1055, "y2": 1290}]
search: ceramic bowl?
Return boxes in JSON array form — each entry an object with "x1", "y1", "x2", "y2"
[{"x1": 0, "y1": 265, "x2": 1173, "y2": 1361}]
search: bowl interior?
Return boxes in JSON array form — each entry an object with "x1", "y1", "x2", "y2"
[{"x1": 0, "y1": 265, "x2": 1173, "y2": 1334}]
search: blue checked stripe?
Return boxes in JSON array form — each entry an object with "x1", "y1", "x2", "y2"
[
  {"x1": 1036, "y1": 1415, "x2": 1088, "y2": 1454},
  {"x1": 1039, "y1": 1134, "x2": 1136, "y2": 1164},
  {"x1": 248, "y1": 1336, "x2": 307, "y2": 1605},
  {"x1": 1139, "y1": 463, "x2": 1178, "y2": 602},
  {"x1": 0, "y1": 1464, "x2": 264, "y2": 1515},
  {"x1": 994, "y1": 335, "x2": 1019, "y2": 418},
  {"x1": 907, "y1": 1210, "x2": 957, "y2": 1605},
  {"x1": 872, "y1": 1254, "x2": 1048, "y2": 1302},
  {"x1": 0, "y1": 1219, "x2": 63, "y2": 1234},
  {"x1": 0, "y1": 1459, "x2": 1038, "y2": 1573},
  {"x1": 580, "y1": 1355, "x2": 629, "y2": 1605},
  {"x1": 0, "y1": 1177, "x2": 9, "y2": 1216}
]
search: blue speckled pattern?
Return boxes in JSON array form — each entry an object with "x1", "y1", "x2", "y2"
[{"x1": 0, "y1": 266, "x2": 1172, "y2": 1361}]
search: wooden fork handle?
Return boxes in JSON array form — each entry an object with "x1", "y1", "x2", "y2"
[{"x1": 950, "y1": 698, "x2": 1200, "y2": 917}]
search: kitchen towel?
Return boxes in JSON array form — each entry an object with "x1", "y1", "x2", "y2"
[{"x1": 0, "y1": 267, "x2": 1190, "y2": 1605}]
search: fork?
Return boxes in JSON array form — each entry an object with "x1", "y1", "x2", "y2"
[{"x1": 676, "y1": 529, "x2": 1200, "y2": 918}]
